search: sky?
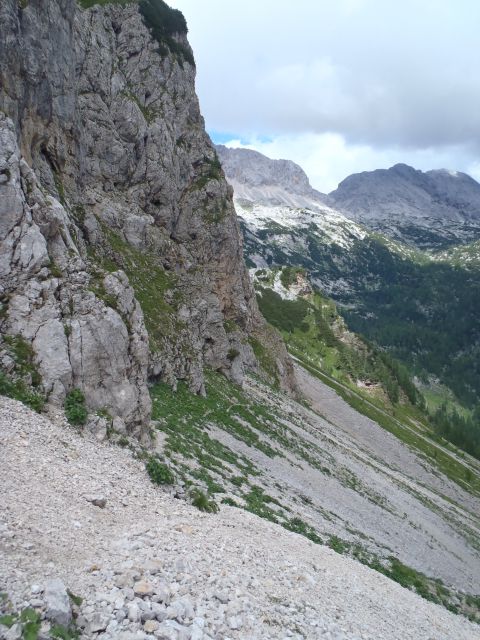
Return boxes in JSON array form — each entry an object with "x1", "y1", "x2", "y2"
[{"x1": 168, "y1": 0, "x2": 480, "y2": 192}]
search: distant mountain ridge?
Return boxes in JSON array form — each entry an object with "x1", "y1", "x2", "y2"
[
  {"x1": 329, "y1": 163, "x2": 480, "y2": 248},
  {"x1": 217, "y1": 145, "x2": 480, "y2": 249},
  {"x1": 217, "y1": 145, "x2": 480, "y2": 408}
]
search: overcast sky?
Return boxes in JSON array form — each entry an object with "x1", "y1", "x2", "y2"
[{"x1": 168, "y1": 0, "x2": 480, "y2": 192}]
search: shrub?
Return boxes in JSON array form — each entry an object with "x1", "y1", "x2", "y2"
[
  {"x1": 0, "y1": 371, "x2": 45, "y2": 412},
  {"x1": 221, "y1": 497, "x2": 238, "y2": 507},
  {"x1": 280, "y1": 266, "x2": 305, "y2": 289},
  {"x1": 146, "y1": 457, "x2": 175, "y2": 484},
  {"x1": 227, "y1": 348, "x2": 240, "y2": 361},
  {"x1": 64, "y1": 389, "x2": 88, "y2": 426},
  {"x1": 138, "y1": 0, "x2": 194, "y2": 66},
  {"x1": 190, "y1": 488, "x2": 218, "y2": 513}
]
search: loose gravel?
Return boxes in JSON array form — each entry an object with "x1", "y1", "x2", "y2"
[{"x1": 1, "y1": 397, "x2": 479, "y2": 639}]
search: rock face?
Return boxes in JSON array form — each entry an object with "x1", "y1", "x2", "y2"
[
  {"x1": 215, "y1": 145, "x2": 329, "y2": 210},
  {"x1": 0, "y1": 0, "x2": 287, "y2": 434},
  {"x1": 329, "y1": 163, "x2": 480, "y2": 247}
]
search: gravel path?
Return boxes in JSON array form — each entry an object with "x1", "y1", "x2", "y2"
[{"x1": 1, "y1": 397, "x2": 479, "y2": 639}]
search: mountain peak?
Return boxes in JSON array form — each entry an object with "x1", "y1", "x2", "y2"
[
  {"x1": 330, "y1": 163, "x2": 480, "y2": 247},
  {"x1": 216, "y1": 145, "x2": 329, "y2": 209}
]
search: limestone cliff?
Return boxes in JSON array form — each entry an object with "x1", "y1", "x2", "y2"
[{"x1": 0, "y1": 0, "x2": 293, "y2": 436}]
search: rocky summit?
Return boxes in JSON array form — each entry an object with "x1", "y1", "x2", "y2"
[
  {"x1": 215, "y1": 145, "x2": 329, "y2": 211},
  {"x1": 329, "y1": 163, "x2": 480, "y2": 248}
]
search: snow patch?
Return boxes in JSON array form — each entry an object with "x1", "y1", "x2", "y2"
[{"x1": 234, "y1": 199, "x2": 367, "y2": 249}]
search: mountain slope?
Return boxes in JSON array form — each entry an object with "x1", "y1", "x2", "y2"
[
  {"x1": 329, "y1": 163, "x2": 480, "y2": 248},
  {"x1": 2, "y1": 396, "x2": 479, "y2": 639},
  {"x1": 218, "y1": 146, "x2": 480, "y2": 410}
]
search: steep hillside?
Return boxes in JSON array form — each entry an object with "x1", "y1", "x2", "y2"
[
  {"x1": 329, "y1": 163, "x2": 480, "y2": 248},
  {"x1": 2, "y1": 397, "x2": 479, "y2": 639},
  {"x1": 0, "y1": 0, "x2": 292, "y2": 438}
]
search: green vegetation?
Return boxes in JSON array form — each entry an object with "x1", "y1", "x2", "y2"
[
  {"x1": 256, "y1": 281, "x2": 420, "y2": 407},
  {"x1": 120, "y1": 89, "x2": 157, "y2": 124},
  {"x1": 340, "y1": 246, "x2": 480, "y2": 408},
  {"x1": 190, "y1": 488, "x2": 219, "y2": 513},
  {"x1": 280, "y1": 266, "x2": 305, "y2": 289},
  {"x1": 431, "y1": 404, "x2": 480, "y2": 460},
  {"x1": 52, "y1": 171, "x2": 66, "y2": 207},
  {"x1": 283, "y1": 517, "x2": 323, "y2": 544},
  {"x1": 245, "y1": 223, "x2": 480, "y2": 411},
  {"x1": 138, "y1": 0, "x2": 194, "y2": 66},
  {"x1": 0, "y1": 335, "x2": 44, "y2": 412},
  {"x1": 3, "y1": 335, "x2": 42, "y2": 387},
  {"x1": 146, "y1": 456, "x2": 175, "y2": 484},
  {"x1": 248, "y1": 335, "x2": 279, "y2": 386},
  {"x1": 78, "y1": 0, "x2": 193, "y2": 66},
  {"x1": 0, "y1": 606, "x2": 79, "y2": 639},
  {"x1": 150, "y1": 373, "x2": 281, "y2": 463},
  {"x1": 244, "y1": 485, "x2": 281, "y2": 523},
  {"x1": 192, "y1": 154, "x2": 223, "y2": 192},
  {"x1": 64, "y1": 389, "x2": 88, "y2": 426},
  {"x1": 0, "y1": 373, "x2": 44, "y2": 413},
  {"x1": 66, "y1": 591, "x2": 83, "y2": 607},
  {"x1": 255, "y1": 267, "x2": 480, "y2": 464},
  {"x1": 91, "y1": 223, "x2": 179, "y2": 352}
]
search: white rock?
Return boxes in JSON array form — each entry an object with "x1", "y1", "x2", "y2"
[
  {"x1": 128, "y1": 602, "x2": 141, "y2": 622},
  {"x1": 44, "y1": 578, "x2": 72, "y2": 627}
]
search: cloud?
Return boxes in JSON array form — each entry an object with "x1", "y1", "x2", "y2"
[{"x1": 168, "y1": 0, "x2": 480, "y2": 188}]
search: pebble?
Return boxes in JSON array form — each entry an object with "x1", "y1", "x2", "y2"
[
  {"x1": 134, "y1": 581, "x2": 154, "y2": 597},
  {"x1": 87, "y1": 492, "x2": 107, "y2": 506}
]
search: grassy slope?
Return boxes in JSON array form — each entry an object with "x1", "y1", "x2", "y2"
[
  {"x1": 254, "y1": 269, "x2": 480, "y2": 489},
  {"x1": 146, "y1": 370, "x2": 480, "y2": 622}
]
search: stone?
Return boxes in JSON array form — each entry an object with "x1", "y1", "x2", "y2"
[
  {"x1": 85, "y1": 494, "x2": 107, "y2": 508},
  {"x1": 127, "y1": 603, "x2": 141, "y2": 622},
  {"x1": 86, "y1": 612, "x2": 110, "y2": 633},
  {"x1": 30, "y1": 598, "x2": 44, "y2": 608},
  {"x1": 213, "y1": 591, "x2": 230, "y2": 604},
  {"x1": 113, "y1": 416, "x2": 127, "y2": 435},
  {"x1": 5, "y1": 624, "x2": 22, "y2": 640},
  {"x1": 85, "y1": 416, "x2": 108, "y2": 442},
  {"x1": 153, "y1": 584, "x2": 170, "y2": 604},
  {"x1": 134, "y1": 581, "x2": 154, "y2": 597},
  {"x1": 44, "y1": 579, "x2": 72, "y2": 627},
  {"x1": 144, "y1": 620, "x2": 159, "y2": 633},
  {"x1": 154, "y1": 621, "x2": 191, "y2": 640},
  {"x1": 143, "y1": 559, "x2": 163, "y2": 575},
  {"x1": 151, "y1": 602, "x2": 167, "y2": 622},
  {"x1": 115, "y1": 574, "x2": 133, "y2": 589},
  {"x1": 227, "y1": 615, "x2": 243, "y2": 630}
]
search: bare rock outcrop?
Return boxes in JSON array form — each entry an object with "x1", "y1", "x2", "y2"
[{"x1": 0, "y1": 0, "x2": 292, "y2": 434}]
